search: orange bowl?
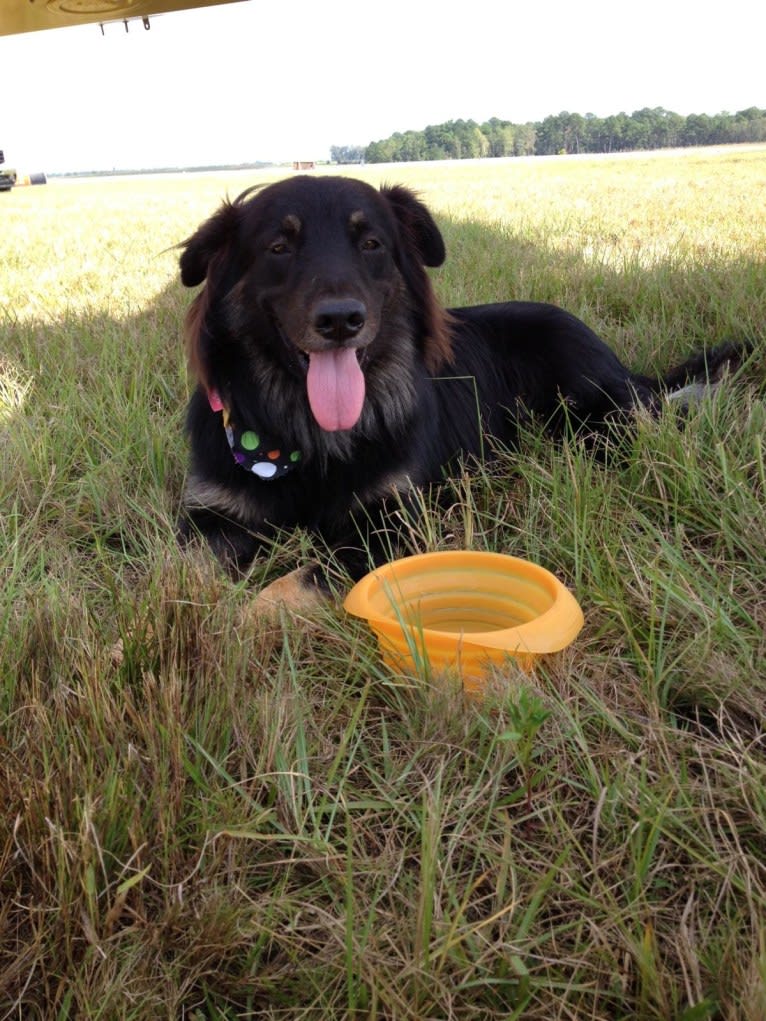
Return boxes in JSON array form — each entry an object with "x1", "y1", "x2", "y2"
[{"x1": 343, "y1": 550, "x2": 584, "y2": 694}]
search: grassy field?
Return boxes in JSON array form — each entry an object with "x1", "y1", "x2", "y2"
[{"x1": 1, "y1": 147, "x2": 765, "y2": 1019}]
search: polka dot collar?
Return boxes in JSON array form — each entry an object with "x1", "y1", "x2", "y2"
[{"x1": 208, "y1": 389, "x2": 301, "y2": 481}]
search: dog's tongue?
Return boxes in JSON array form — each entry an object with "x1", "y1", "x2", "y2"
[{"x1": 306, "y1": 348, "x2": 366, "y2": 431}]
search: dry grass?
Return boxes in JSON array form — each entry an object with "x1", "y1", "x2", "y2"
[{"x1": 1, "y1": 146, "x2": 765, "y2": 1018}]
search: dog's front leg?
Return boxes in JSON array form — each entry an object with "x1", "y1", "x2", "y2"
[
  {"x1": 248, "y1": 566, "x2": 331, "y2": 618},
  {"x1": 178, "y1": 506, "x2": 266, "y2": 577},
  {"x1": 326, "y1": 484, "x2": 426, "y2": 584},
  {"x1": 243, "y1": 482, "x2": 426, "y2": 620}
]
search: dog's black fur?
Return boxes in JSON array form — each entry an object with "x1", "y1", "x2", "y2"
[{"x1": 178, "y1": 175, "x2": 744, "y2": 596}]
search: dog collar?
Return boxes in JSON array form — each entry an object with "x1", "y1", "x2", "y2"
[{"x1": 208, "y1": 389, "x2": 301, "y2": 480}]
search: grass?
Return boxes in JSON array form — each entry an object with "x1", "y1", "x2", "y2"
[{"x1": 1, "y1": 146, "x2": 765, "y2": 1019}]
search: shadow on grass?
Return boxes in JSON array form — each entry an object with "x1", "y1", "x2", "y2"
[{"x1": 1, "y1": 209, "x2": 765, "y2": 1017}]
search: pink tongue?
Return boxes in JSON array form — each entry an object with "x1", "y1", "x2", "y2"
[{"x1": 306, "y1": 348, "x2": 366, "y2": 431}]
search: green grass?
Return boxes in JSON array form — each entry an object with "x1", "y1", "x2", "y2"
[{"x1": 1, "y1": 147, "x2": 765, "y2": 1019}]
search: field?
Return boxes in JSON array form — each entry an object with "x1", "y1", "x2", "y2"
[{"x1": 1, "y1": 147, "x2": 765, "y2": 1019}]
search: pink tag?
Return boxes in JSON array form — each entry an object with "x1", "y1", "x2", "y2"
[{"x1": 208, "y1": 389, "x2": 224, "y2": 413}]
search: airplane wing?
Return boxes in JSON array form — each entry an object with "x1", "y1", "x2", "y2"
[{"x1": 0, "y1": 0, "x2": 247, "y2": 36}]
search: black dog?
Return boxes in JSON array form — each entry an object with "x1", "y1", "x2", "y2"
[{"x1": 178, "y1": 175, "x2": 743, "y2": 608}]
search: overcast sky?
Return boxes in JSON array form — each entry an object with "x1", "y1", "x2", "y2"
[{"x1": 1, "y1": 0, "x2": 764, "y2": 173}]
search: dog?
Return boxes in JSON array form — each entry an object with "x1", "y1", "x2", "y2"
[{"x1": 177, "y1": 175, "x2": 745, "y2": 611}]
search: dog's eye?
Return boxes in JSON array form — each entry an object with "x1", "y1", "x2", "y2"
[
  {"x1": 269, "y1": 241, "x2": 290, "y2": 255},
  {"x1": 361, "y1": 238, "x2": 382, "y2": 252}
]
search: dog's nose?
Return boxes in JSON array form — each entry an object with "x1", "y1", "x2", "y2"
[{"x1": 313, "y1": 299, "x2": 366, "y2": 343}]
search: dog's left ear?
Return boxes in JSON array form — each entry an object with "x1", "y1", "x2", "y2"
[
  {"x1": 180, "y1": 201, "x2": 241, "y2": 287},
  {"x1": 380, "y1": 184, "x2": 453, "y2": 371},
  {"x1": 381, "y1": 185, "x2": 446, "y2": 267}
]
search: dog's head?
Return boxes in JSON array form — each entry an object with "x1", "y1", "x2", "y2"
[{"x1": 180, "y1": 176, "x2": 452, "y2": 432}]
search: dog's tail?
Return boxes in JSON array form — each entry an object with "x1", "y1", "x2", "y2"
[{"x1": 659, "y1": 339, "x2": 753, "y2": 405}]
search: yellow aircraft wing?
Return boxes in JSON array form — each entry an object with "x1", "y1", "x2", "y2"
[{"x1": 0, "y1": 0, "x2": 246, "y2": 36}]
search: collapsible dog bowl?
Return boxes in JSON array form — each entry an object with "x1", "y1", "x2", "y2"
[{"x1": 344, "y1": 550, "x2": 584, "y2": 694}]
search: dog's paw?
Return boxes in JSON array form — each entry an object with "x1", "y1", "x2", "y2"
[{"x1": 245, "y1": 567, "x2": 332, "y2": 622}]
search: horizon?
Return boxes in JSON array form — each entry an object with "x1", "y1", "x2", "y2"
[{"x1": 38, "y1": 137, "x2": 766, "y2": 182}]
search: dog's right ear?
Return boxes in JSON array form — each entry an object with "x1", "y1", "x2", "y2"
[{"x1": 179, "y1": 201, "x2": 241, "y2": 287}]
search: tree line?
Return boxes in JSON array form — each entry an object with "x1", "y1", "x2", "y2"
[{"x1": 330, "y1": 107, "x2": 766, "y2": 164}]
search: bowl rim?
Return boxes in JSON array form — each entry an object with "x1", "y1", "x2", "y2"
[{"x1": 344, "y1": 550, "x2": 584, "y2": 655}]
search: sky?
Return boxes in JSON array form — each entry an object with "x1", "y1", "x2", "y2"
[{"x1": 1, "y1": 0, "x2": 764, "y2": 174}]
